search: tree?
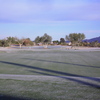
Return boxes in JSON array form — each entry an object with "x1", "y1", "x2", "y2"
[
  {"x1": 34, "y1": 36, "x2": 41, "y2": 44},
  {"x1": 60, "y1": 38, "x2": 65, "y2": 45},
  {"x1": 90, "y1": 41, "x2": 99, "y2": 47},
  {"x1": 53, "y1": 40, "x2": 60, "y2": 45},
  {"x1": 15, "y1": 37, "x2": 25, "y2": 49},
  {"x1": 23, "y1": 38, "x2": 33, "y2": 46},
  {"x1": 42, "y1": 33, "x2": 52, "y2": 44},
  {"x1": 41, "y1": 33, "x2": 52, "y2": 48},
  {"x1": 78, "y1": 33, "x2": 85, "y2": 42},
  {"x1": 0, "y1": 39, "x2": 8, "y2": 47},
  {"x1": 6, "y1": 37, "x2": 16, "y2": 47},
  {"x1": 66, "y1": 33, "x2": 85, "y2": 48},
  {"x1": 78, "y1": 33, "x2": 85, "y2": 46},
  {"x1": 34, "y1": 33, "x2": 52, "y2": 48},
  {"x1": 0, "y1": 40, "x2": 2, "y2": 46}
]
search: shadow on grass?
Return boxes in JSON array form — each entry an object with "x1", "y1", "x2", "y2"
[
  {"x1": 23, "y1": 58, "x2": 100, "y2": 68},
  {"x1": 0, "y1": 94, "x2": 37, "y2": 100},
  {"x1": 0, "y1": 61, "x2": 100, "y2": 89}
]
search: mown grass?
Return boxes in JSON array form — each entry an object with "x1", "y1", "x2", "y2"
[
  {"x1": 0, "y1": 79, "x2": 100, "y2": 100},
  {"x1": 0, "y1": 49, "x2": 100, "y2": 100},
  {"x1": 0, "y1": 50, "x2": 100, "y2": 77}
]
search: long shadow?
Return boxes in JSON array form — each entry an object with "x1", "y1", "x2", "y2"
[
  {"x1": 29, "y1": 70, "x2": 100, "y2": 89},
  {"x1": 0, "y1": 61, "x2": 100, "y2": 89},
  {"x1": 23, "y1": 58, "x2": 100, "y2": 68},
  {"x1": 0, "y1": 94, "x2": 37, "y2": 100}
]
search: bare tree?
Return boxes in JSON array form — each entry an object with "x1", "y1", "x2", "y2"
[{"x1": 15, "y1": 37, "x2": 25, "y2": 49}]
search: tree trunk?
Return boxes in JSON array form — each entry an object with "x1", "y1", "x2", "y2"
[{"x1": 19, "y1": 44, "x2": 22, "y2": 49}]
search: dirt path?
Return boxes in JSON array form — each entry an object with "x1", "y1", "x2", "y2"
[
  {"x1": 0, "y1": 74, "x2": 100, "y2": 89},
  {"x1": 0, "y1": 74, "x2": 100, "y2": 83},
  {"x1": 0, "y1": 74, "x2": 65, "y2": 82}
]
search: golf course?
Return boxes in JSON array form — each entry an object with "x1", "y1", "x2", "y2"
[{"x1": 0, "y1": 47, "x2": 100, "y2": 100}]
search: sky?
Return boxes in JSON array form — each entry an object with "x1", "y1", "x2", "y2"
[{"x1": 0, "y1": 0, "x2": 100, "y2": 41}]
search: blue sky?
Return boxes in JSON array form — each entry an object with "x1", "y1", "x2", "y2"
[{"x1": 0, "y1": 0, "x2": 100, "y2": 40}]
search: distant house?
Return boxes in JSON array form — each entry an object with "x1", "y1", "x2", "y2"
[{"x1": 66, "y1": 41, "x2": 71, "y2": 45}]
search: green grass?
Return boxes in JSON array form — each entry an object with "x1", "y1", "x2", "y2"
[
  {"x1": 0, "y1": 49, "x2": 100, "y2": 100},
  {"x1": 0, "y1": 79, "x2": 100, "y2": 100},
  {"x1": 0, "y1": 50, "x2": 100, "y2": 77}
]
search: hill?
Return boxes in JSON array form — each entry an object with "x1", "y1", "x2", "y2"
[{"x1": 83, "y1": 36, "x2": 100, "y2": 43}]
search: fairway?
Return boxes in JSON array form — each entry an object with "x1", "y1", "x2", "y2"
[{"x1": 0, "y1": 49, "x2": 100, "y2": 100}]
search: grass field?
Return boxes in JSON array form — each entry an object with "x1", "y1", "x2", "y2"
[{"x1": 0, "y1": 49, "x2": 100, "y2": 100}]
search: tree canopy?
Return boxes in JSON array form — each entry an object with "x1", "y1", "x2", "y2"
[
  {"x1": 1, "y1": 32, "x2": 100, "y2": 47},
  {"x1": 34, "y1": 33, "x2": 52, "y2": 45},
  {"x1": 66, "y1": 33, "x2": 85, "y2": 47}
]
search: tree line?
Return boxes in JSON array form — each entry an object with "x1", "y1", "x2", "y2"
[
  {"x1": 0, "y1": 37, "x2": 33, "y2": 48},
  {"x1": 0, "y1": 33, "x2": 52, "y2": 48},
  {"x1": 0, "y1": 33, "x2": 100, "y2": 48}
]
